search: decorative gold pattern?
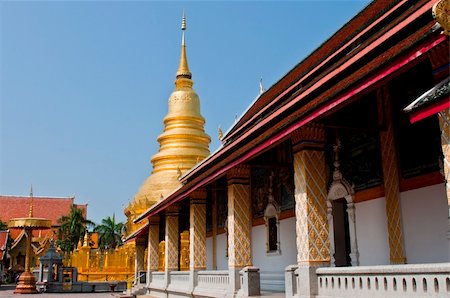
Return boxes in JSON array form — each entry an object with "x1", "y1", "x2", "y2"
[
  {"x1": 148, "y1": 221, "x2": 160, "y2": 271},
  {"x1": 293, "y1": 149, "x2": 330, "y2": 265},
  {"x1": 227, "y1": 180, "x2": 252, "y2": 269},
  {"x1": 439, "y1": 108, "x2": 450, "y2": 206},
  {"x1": 126, "y1": 14, "x2": 210, "y2": 237},
  {"x1": 432, "y1": 0, "x2": 450, "y2": 36},
  {"x1": 180, "y1": 230, "x2": 190, "y2": 271},
  {"x1": 379, "y1": 93, "x2": 406, "y2": 264},
  {"x1": 165, "y1": 214, "x2": 179, "y2": 271},
  {"x1": 189, "y1": 199, "x2": 207, "y2": 270},
  {"x1": 136, "y1": 244, "x2": 146, "y2": 272},
  {"x1": 158, "y1": 241, "x2": 165, "y2": 271}
]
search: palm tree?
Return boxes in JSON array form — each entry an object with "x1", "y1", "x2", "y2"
[
  {"x1": 56, "y1": 206, "x2": 95, "y2": 253},
  {"x1": 94, "y1": 214, "x2": 124, "y2": 250}
]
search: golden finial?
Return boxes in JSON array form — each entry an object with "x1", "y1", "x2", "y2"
[
  {"x1": 83, "y1": 232, "x2": 89, "y2": 247},
  {"x1": 28, "y1": 184, "x2": 34, "y2": 217},
  {"x1": 181, "y1": 11, "x2": 186, "y2": 31},
  {"x1": 176, "y1": 11, "x2": 192, "y2": 83},
  {"x1": 218, "y1": 126, "x2": 223, "y2": 141}
]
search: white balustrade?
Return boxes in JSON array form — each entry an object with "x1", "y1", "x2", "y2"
[
  {"x1": 169, "y1": 271, "x2": 190, "y2": 285},
  {"x1": 150, "y1": 271, "x2": 165, "y2": 285},
  {"x1": 316, "y1": 263, "x2": 450, "y2": 298},
  {"x1": 197, "y1": 270, "x2": 230, "y2": 289}
]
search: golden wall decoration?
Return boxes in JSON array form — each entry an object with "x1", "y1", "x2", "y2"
[
  {"x1": 179, "y1": 230, "x2": 190, "y2": 271},
  {"x1": 158, "y1": 241, "x2": 165, "y2": 271}
]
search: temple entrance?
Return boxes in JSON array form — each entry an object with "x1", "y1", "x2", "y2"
[{"x1": 331, "y1": 198, "x2": 351, "y2": 267}]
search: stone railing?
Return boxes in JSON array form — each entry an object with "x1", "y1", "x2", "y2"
[
  {"x1": 167, "y1": 271, "x2": 190, "y2": 294},
  {"x1": 316, "y1": 263, "x2": 450, "y2": 297},
  {"x1": 194, "y1": 270, "x2": 229, "y2": 297}
]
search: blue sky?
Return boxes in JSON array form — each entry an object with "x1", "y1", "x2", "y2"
[{"x1": 0, "y1": 1, "x2": 370, "y2": 224}]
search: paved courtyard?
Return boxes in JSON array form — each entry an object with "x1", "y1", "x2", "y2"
[{"x1": 0, "y1": 285, "x2": 124, "y2": 298}]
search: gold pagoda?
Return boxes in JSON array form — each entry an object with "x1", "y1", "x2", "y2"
[{"x1": 124, "y1": 13, "x2": 211, "y2": 251}]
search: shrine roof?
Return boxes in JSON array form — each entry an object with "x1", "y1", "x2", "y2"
[{"x1": 0, "y1": 195, "x2": 87, "y2": 228}]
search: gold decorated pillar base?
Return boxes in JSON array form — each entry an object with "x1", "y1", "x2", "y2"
[
  {"x1": 292, "y1": 123, "x2": 330, "y2": 297},
  {"x1": 227, "y1": 165, "x2": 252, "y2": 295},
  {"x1": 438, "y1": 108, "x2": 450, "y2": 260}
]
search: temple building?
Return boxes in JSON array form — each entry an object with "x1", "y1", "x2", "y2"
[
  {"x1": 0, "y1": 194, "x2": 87, "y2": 273},
  {"x1": 128, "y1": 0, "x2": 449, "y2": 297}
]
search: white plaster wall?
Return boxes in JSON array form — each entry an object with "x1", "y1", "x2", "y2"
[
  {"x1": 251, "y1": 216, "x2": 297, "y2": 270},
  {"x1": 400, "y1": 183, "x2": 448, "y2": 264},
  {"x1": 355, "y1": 197, "x2": 390, "y2": 265},
  {"x1": 216, "y1": 233, "x2": 228, "y2": 270},
  {"x1": 206, "y1": 237, "x2": 213, "y2": 270}
]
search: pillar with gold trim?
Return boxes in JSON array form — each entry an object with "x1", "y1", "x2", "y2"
[
  {"x1": 135, "y1": 239, "x2": 146, "y2": 284},
  {"x1": 165, "y1": 205, "x2": 180, "y2": 286},
  {"x1": 227, "y1": 165, "x2": 253, "y2": 295},
  {"x1": 438, "y1": 108, "x2": 450, "y2": 259},
  {"x1": 378, "y1": 88, "x2": 407, "y2": 264},
  {"x1": 188, "y1": 189, "x2": 207, "y2": 291},
  {"x1": 291, "y1": 123, "x2": 330, "y2": 297},
  {"x1": 146, "y1": 216, "x2": 160, "y2": 285}
]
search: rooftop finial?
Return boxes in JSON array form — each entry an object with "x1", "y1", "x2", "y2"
[
  {"x1": 259, "y1": 78, "x2": 265, "y2": 95},
  {"x1": 29, "y1": 184, "x2": 34, "y2": 217},
  {"x1": 176, "y1": 11, "x2": 192, "y2": 82}
]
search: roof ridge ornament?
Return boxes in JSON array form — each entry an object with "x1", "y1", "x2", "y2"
[{"x1": 432, "y1": 0, "x2": 450, "y2": 36}]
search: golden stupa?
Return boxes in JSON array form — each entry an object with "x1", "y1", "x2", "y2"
[{"x1": 125, "y1": 14, "x2": 211, "y2": 234}]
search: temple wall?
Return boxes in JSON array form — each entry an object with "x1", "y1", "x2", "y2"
[
  {"x1": 355, "y1": 197, "x2": 390, "y2": 265},
  {"x1": 206, "y1": 236, "x2": 213, "y2": 270},
  {"x1": 251, "y1": 216, "x2": 296, "y2": 292},
  {"x1": 216, "y1": 233, "x2": 228, "y2": 270},
  {"x1": 400, "y1": 183, "x2": 448, "y2": 263},
  {"x1": 251, "y1": 216, "x2": 296, "y2": 270}
]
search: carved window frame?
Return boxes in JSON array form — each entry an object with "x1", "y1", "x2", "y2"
[
  {"x1": 264, "y1": 198, "x2": 281, "y2": 255},
  {"x1": 327, "y1": 178, "x2": 359, "y2": 267}
]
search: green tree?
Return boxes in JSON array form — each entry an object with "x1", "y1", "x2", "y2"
[
  {"x1": 56, "y1": 206, "x2": 95, "y2": 253},
  {"x1": 94, "y1": 214, "x2": 124, "y2": 250},
  {"x1": 0, "y1": 220, "x2": 8, "y2": 230}
]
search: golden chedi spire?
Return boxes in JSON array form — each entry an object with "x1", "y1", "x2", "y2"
[{"x1": 128, "y1": 13, "x2": 211, "y2": 228}]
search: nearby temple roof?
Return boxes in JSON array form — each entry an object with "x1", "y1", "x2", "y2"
[
  {"x1": 135, "y1": 0, "x2": 447, "y2": 224},
  {"x1": 0, "y1": 195, "x2": 87, "y2": 239},
  {"x1": 404, "y1": 77, "x2": 450, "y2": 123}
]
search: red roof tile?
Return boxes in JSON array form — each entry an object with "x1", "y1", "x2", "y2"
[
  {"x1": 0, "y1": 230, "x2": 8, "y2": 261},
  {"x1": 0, "y1": 196, "x2": 87, "y2": 239}
]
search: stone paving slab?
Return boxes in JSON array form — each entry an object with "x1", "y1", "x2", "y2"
[{"x1": 0, "y1": 286, "x2": 124, "y2": 298}]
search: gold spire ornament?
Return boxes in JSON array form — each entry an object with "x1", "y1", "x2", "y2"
[{"x1": 127, "y1": 13, "x2": 210, "y2": 237}]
